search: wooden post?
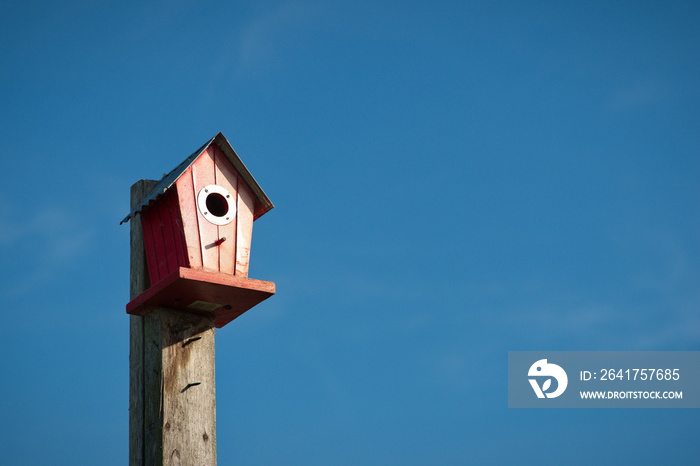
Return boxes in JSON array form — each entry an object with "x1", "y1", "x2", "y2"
[{"x1": 130, "y1": 180, "x2": 217, "y2": 465}]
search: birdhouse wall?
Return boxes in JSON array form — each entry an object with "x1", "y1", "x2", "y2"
[
  {"x1": 140, "y1": 145, "x2": 257, "y2": 287},
  {"x1": 174, "y1": 144, "x2": 256, "y2": 278},
  {"x1": 140, "y1": 189, "x2": 190, "y2": 285}
]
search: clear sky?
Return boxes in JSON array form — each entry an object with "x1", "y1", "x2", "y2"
[{"x1": 1, "y1": 0, "x2": 699, "y2": 464}]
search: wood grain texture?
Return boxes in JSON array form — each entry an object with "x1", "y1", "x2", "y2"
[
  {"x1": 131, "y1": 180, "x2": 218, "y2": 465},
  {"x1": 176, "y1": 168, "x2": 203, "y2": 270},
  {"x1": 158, "y1": 193, "x2": 178, "y2": 274},
  {"x1": 213, "y1": 145, "x2": 238, "y2": 275},
  {"x1": 126, "y1": 267, "x2": 276, "y2": 327},
  {"x1": 141, "y1": 189, "x2": 191, "y2": 284},
  {"x1": 153, "y1": 208, "x2": 171, "y2": 280},
  {"x1": 130, "y1": 179, "x2": 159, "y2": 466},
  {"x1": 168, "y1": 189, "x2": 190, "y2": 270},
  {"x1": 208, "y1": 132, "x2": 274, "y2": 220},
  {"x1": 144, "y1": 309, "x2": 217, "y2": 465},
  {"x1": 141, "y1": 205, "x2": 161, "y2": 283},
  {"x1": 191, "y1": 147, "x2": 219, "y2": 272},
  {"x1": 235, "y1": 177, "x2": 255, "y2": 277},
  {"x1": 161, "y1": 310, "x2": 216, "y2": 465}
]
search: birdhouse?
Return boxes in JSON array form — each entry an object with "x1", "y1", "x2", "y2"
[{"x1": 121, "y1": 132, "x2": 275, "y2": 327}]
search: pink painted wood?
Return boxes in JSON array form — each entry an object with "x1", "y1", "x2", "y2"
[
  {"x1": 213, "y1": 145, "x2": 238, "y2": 275},
  {"x1": 191, "y1": 147, "x2": 219, "y2": 272},
  {"x1": 175, "y1": 167, "x2": 203, "y2": 269},
  {"x1": 169, "y1": 186, "x2": 190, "y2": 270},
  {"x1": 138, "y1": 138, "x2": 263, "y2": 286},
  {"x1": 140, "y1": 189, "x2": 190, "y2": 285},
  {"x1": 235, "y1": 177, "x2": 255, "y2": 277}
]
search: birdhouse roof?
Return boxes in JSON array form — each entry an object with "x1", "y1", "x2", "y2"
[{"x1": 120, "y1": 133, "x2": 274, "y2": 225}]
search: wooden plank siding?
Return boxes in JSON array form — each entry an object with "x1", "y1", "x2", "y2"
[
  {"x1": 168, "y1": 189, "x2": 189, "y2": 271},
  {"x1": 171, "y1": 145, "x2": 255, "y2": 278},
  {"x1": 175, "y1": 167, "x2": 203, "y2": 270},
  {"x1": 141, "y1": 189, "x2": 190, "y2": 285},
  {"x1": 141, "y1": 142, "x2": 259, "y2": 282},
  {"x1": 235, "y1": 178, "x2": 255, "y2": 277},
  {"x1": 141, "y1": 205, "x2": 161, "y2": 283},
  {"x1": 213, "y1": 144, "x2": 238, "y2": 275},
  {"x1": 191, "y1": 147, "x2": 219, "y2": 272},
  {"x1": 158, "y1": 193, "x2": 178, "y2": 275}
]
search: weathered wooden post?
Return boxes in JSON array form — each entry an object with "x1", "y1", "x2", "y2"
[{"x1": 122, "y1": 133, "x2": 276, "y2": 465}]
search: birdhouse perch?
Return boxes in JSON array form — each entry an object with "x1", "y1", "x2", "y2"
[{"x1": 121, "y1": 132, "x2": 275, "y2": 327}]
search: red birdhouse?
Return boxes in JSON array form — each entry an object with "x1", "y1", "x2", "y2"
[{"x1": 121, "y1": 133, "x2": 275, "y2": 327}]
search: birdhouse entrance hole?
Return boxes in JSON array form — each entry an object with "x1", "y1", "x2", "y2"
[
  {"x1": 197, "y1": 184, "x2": 235, "y2": 226},
  {"x1": 206, "y1": 193, "x2": 228, "y2": 217}
]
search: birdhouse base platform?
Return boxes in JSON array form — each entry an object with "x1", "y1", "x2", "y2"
[{"x1": 126, "y1": 267, "x2": 275, "y2": 328}]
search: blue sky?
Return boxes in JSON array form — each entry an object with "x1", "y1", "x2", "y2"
[{"x1": 1, "y1": 0, "x2": 699, "y2": 464}]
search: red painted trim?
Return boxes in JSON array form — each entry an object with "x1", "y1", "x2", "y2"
[
  {"x1": 149, "y1": 205, "x2": 169, "y2": 280},
  {"x1": 141, "y1": 207, "x2": 162, "y2": 283},
  {"x1": 169, "y1": 189, "x2": 190, "y2": 269},
  {"x1": 126, "y1": 267, "x2": 275, "y2": 328},
  {"x1": 176, "y1": 167, "x2": 203, "y2": 269},
  {"x1": 158, "y1": 191, "x2": 178, "y2": 274}
]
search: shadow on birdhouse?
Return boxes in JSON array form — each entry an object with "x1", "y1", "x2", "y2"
[{"x1": 121, "y1": 132, "x2": 275, "y2": 327}]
